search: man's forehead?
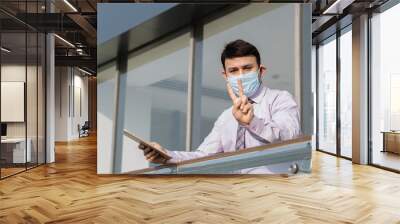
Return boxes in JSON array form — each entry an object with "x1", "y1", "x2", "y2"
[{"x1": 225, "y1": 56, "x2": 257, "y2": 69}]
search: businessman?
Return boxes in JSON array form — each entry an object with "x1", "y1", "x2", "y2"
[{"x1": 139, "y1": 39, "x2": 301, "y2": 174}]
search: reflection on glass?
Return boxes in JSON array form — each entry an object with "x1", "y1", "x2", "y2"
[
  {"x1": 371, "y1": 3, "x2": 400, "y2": 171},
  {"x1": 312, "y1": 46, "x2": 317, "y2": 150},
  {"x1": 340, "y1": 28, "x2": 352, "y2": 158},
  {"x1": 0, "y1": 1, "x2": 46, "y2": 179},
  {"x1": 27, "y1": 31, "x2": 38, "y2": 169},
  {"x1": 38, "y1": 33, "x2": 46, "y2": 165},
  {"x1": 318, "y1": 36, "x2": 337, "y2": 154},
  {"x1": 121, "y1": 31, "x2": 190, "y2": 172},
  {"x1": 198, "y1": 4, "x2": 300, "y2": 149},
  {"x1": 1, "y1": 31, "x2": 27, "y2": 177}
]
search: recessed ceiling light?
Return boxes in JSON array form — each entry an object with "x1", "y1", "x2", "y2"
[
  {"x1": 78, "y1": 67, "x2": 93, "y2": 76},
  {"x1": 1, "y1": 47, "x2": 11, "y2": 53},
  {"x1": 54, "y1": 34, "x2": 75, "y2": 48},
  {"x1": 322, "y1": 0, "x2": 353, "y2": 15},
  {"x1": 63, "y1": 0, "x2": 78, "y2": 12}
]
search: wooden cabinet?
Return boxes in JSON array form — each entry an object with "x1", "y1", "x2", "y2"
[{"x1": 382, "y1": 131, "x2": 400, "y2": 154}]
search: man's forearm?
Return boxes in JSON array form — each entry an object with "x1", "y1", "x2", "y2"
[{"x1": 167, "y1": 150, "x2": 216, "y2": 163}]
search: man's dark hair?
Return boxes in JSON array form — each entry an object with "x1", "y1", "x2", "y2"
[{"x1": 220, "y1": 39, "x2": 261, "y2": 70}]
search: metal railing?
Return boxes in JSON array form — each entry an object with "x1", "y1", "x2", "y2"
[{"x1": 125, "y1": 135, "x2": 312, "y2": 175}]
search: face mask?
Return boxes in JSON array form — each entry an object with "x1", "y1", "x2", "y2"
[{"x1": 227, "y1": 70, "x2": 261, "y2": 97}]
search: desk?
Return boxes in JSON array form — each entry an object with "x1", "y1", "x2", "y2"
[
  {"x1": 1, "y1": 138, "x2": 32, "y2": 164},
  {"x1": 382, "y1": 131, "x2": 400, "y2": 154}
]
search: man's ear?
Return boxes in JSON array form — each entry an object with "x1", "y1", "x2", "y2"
[
  {"x1": 259, "y1": 65, "x2": 267, "y2": 78},
  {"x1": 221, "y1": 69, "x2": 228, "y2": 80}
]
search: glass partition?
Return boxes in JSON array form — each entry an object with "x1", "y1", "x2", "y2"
[
  {"x1": 38, "y1": 32, "x2": 45, "y2": 165},
  {"x1": 317, "y1": 35, "x2": 337, "y2": 155},
  {"x1": 370, "y1": 3, "x2": 400, "y2": 171},
  {"x1": 96, "y1": 3, "x2": 311, "y2": 174},
  {"x1": 0, "y1": 1, "x2": 46, "y2": 179},
  {"x1": 1, "y1": 31, "x2": 28, "y2": 177},
  {"x1": 27, "y1": 30, "x2": 38, "y2": 169},
  {"x1": 197, "y1": 3, "x2": 301, "y2": 150},
  {"x1": 339, "y1": 26, "x2": 352, "y2": 158},
  {"x1": 121, "y1": 30, "x2": 190, "y2": 172}
]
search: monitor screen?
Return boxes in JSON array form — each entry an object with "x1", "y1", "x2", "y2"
[{"x1": 1, "y1": 123, "x2": 7, "y2": 137}]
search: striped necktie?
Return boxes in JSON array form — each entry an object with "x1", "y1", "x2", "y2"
[{"x1": 235, "y1": 98, "x2": 255, "y2": 150}]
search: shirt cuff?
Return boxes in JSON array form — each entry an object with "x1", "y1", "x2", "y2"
[{"x1": 165, "y1": 150, "x2": 180, "y2": 164}]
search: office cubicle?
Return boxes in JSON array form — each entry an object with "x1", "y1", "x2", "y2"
[{"x1": 0, "y1": 1, "x2": 46, "y2": 179}]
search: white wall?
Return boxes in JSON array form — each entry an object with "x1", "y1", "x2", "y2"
[
  {"x1": 1, "y1": 64, "x2": 47, "y2": 163},
  {"x1": 1, "y1": 66, "x2": 27, "y2": 127},
  {"x1": 54, "y1": 66, "x2": 89, "y2": 141},
  {"x1": 72, "y1": 73, "x2": 89, "y2": 138},
  {"x1": 55, "y1": 67, "x2": 68, "y2": 141},
  {"x1": 1, "y1": 82, "x2": 25, "y2": 122},
  {"x1": 1, "y1": 65, "x2": 38, "y2": 138}
]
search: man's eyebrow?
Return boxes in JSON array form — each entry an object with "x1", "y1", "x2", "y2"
[
  {"x1": 227, "y1": 66, "x2": 238, "y2": 71},
  {"x1": 227, "y1": 64, "x2": 254, "y2": 70},
  {"x1": 241, "y1": 63, "x2": 254, "y2": 68}
]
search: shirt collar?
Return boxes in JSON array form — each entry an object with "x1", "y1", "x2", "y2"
[{"x1": 248, "y1": 84, "x2": 267, "y2": 104}]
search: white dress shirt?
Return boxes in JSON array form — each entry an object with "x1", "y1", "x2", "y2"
[{"x1": 167, "y1": 85, "x2": 301, "y2": 174}]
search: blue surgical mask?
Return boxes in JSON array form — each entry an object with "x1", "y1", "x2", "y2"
[{"x1": 227, "y1": 70, "x2": 261, "y2": 97}]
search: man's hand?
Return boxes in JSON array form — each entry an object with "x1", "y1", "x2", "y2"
[
  {"x1": 138, "y1": 142, "x2": 170, "y2": 164},
  {"x1": 227, "y1": 80, "x2": 254, "y2": 126}
]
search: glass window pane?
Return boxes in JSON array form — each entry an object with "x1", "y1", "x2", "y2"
[
  {"x1": 197, "y1": 3, "x2": 302, "y2": 149},
  {"x1": 0, "y1": 1, "x2": 46, "y2": 178},
  {"x1": 340, "y1": 28, "x2": 352, "y2": 158},
  {"x1": 1, "y1": 31, "x2": 27, "y2": 177},
  {"x1": 38, "y1": 32, "x2": 45, "y2": 165},
  {"x1": 312, "y1": 45, "x2": 317, "y2": 150},
  {"x1": 122, "y1": 30, "x2": 190, "y2": 172},
  {"x1": 371, "y1": 3, "x2": 400, "y2": 171},
  {"x1": 27, "y1": 31, "x2": 38, "y2": 168},
  {"x1": 318, "y1": 35, "x2": 337, "y2": 154},
  {"x1": 97, "y1": 62, "x2": 118, "y2": 174},
  {"x1": 26, "y1": 0, "x2": 39, "y2": 169}
]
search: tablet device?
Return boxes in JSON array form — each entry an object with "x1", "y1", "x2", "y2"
[{"x1": 123, "y1": 129, "x2": 172, "y2": 160}]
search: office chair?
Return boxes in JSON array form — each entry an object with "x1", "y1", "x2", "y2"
[{"x1": 79, "y1": 121, "x2": 90, "y2": 138}]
